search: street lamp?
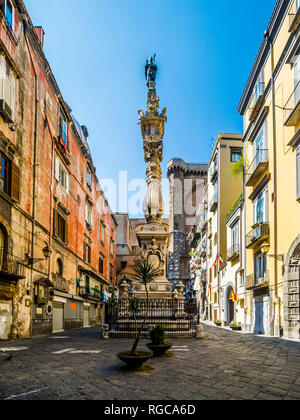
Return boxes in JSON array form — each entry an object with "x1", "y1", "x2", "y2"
[{"x1": 26, "y1": 245, "x2": 52, "y2": 266}]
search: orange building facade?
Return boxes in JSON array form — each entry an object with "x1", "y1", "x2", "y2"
[{"x1": 0, "y1": 0, "x2": 117, "y2": 340}]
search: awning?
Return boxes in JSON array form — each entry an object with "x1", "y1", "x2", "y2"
[{"x1": 34, "y1": 278, "x2": 54, "y2": 287}]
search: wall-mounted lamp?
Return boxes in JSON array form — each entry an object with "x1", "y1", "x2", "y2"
[{"x1": 26, "y1": 245, "x2": 52, "y2": 265}]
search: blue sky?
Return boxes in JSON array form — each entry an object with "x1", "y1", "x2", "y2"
[{"x1": 25, "y1": 0, "x2": 276, "y2": 217}]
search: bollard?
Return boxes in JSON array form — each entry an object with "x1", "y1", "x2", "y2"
[
  {"x1": 196, "y1": 324, "x2": 205, "y2": 339},
  {"x1": 100, "y1": 324, "x2": 109, "y2": 339}
]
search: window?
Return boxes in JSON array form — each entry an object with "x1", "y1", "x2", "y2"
[
  {"x1": 0, "y1": 0, "x2": 14, "y2": 31},
  {"x1": 110, "y1": 239, "x2": 114, "y2": 256},
  {"x1": 0, "y1": 55, "x2": 16, "y2": 118},
  {"x1": 254, "y1": 189, "x2": 268, "y2": 224},
  {"x1": 297, "y1": 145, "x2": 300, "y2": 200},
  {"x1": 85, "y1": 201, "x2": 92, "y2": 227},
  {"x1": 254, "y1": 70, "x2": 264, "y2": 103},
  {"x1": 54, "y1": 209, "x2": 68, "y2": 243},
  {"x1": 294, "y1": 54, "x2": 300, "y2": 105},
  {"x1": 56, "y1": 259, "x2": 63, "y2": 277},
  {"x1": 254, "y1": 252, "x2": 267, "y2": 285},
  {"x1": 55, "y1": 156, "x2": 69, "y2": 193},
  {"x1": 59, "y1": 109, "x2": 68, "y2": 148},
  {"x1": 0, "y1": 152, "x2": 10, "y2": 194},
  {"x1": 87, "y1": 167, "x2": 92, "y2": 189},
  {"x1": 99, "y1": 256, "x2": 104, "y2": 275},
  {"x1": 101, "y1": 222, "x2": 105, "y2": 244},
  {"x1": 231, "y1": 221, "x2": 239, "y2": 252},
  {"x1": 240, "y1": 272, "x2": 245, "y2": 287},
  {"x1": 231, "y1": 149, "x2": 242, "y2": 163},
  {"x1": 84, "y1": 242, "x2": 91, "y2": 264}
]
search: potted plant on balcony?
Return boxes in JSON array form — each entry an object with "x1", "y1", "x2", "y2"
[
  {"x1": 117, "y1": 260, "x2": 161, "y2": 369},
  {"x1": 147, "y1": 324, "x2": 172, "y2": 356},
  {"x1": 215, "y1": 320, "x2": 222, "y2": 327},
  {"x1": 230, "y1": 321, "x2": 242, "y2": 331}
]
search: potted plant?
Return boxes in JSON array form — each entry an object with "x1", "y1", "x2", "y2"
[
  {"x1": 230, "y1": 321, "x2": 242, "y2": 331},
  {"x1": 215, "y1": 320, "x2": 222, "y2": 327},
  {"x1": 147, "y1": 324, "x2": 172, "y2": 356},
  {"x1": 118, "y1": 260, "x2": 161, "y2": 369}
]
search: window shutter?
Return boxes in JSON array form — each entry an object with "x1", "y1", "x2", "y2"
[
  {"x1": 53, "y1": 209, "x2": 59, "y2": 237},
  {"x1": 11, "y1": 162, "x2": 20, "y2": 201},
  {"x1": 55, "y1": 156, "x2": 60, "y2": 181},
  {"x1": 297, "y1": 146, "x2": 300, "y2": 199},
  {"x1": 66, "y1": 172, "x2": 69, "y2": 194},
  {"x1": 65, "y1": 219, "x2": 68, "y2": 244}
]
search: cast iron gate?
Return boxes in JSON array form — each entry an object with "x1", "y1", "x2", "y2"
[{"x1": 105, "y1": 299, "x2": 196, "y2": 338}]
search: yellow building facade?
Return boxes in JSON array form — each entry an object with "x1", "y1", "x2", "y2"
[{"x1": 238, "y1": 0, "x2": 300, "y2": 339}]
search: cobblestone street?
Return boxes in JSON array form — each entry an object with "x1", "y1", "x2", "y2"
[{"x1": 1, "y1": 324, "x2": 300, "y2": 400}]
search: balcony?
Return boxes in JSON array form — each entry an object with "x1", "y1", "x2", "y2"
[
  {"x1": 249, "y1": 83, "x2": 265, "y2": 122},
  {"x1": 200, "y1": 244, "x2": 207, "y2": 258},
  {"x1": 284, "y1": 81, "x2": 300, "y2": 127},
  {"x1": 209, "y1": 163, "x2": 218, "y2": 182},
  {"x1": 246, "y1": 271, "x2": 269, "y2": 290},
  {"x1": 246, "y1": 149, "x2": 269, "y2": 187},
  {"x1": 52, "y1": 274, "x2": 69, "y2": 293},
  {"x1": 289, "y1": 0, "x2": 300, "y2": 33},
  {"x1": 209, "y1": 195, "x2": 218, "y2": 213},
  {"x1": 227, "y1": 244, "x2": 240, "y2": 262},
  {"x1": 0, "y1": 248, "x2": 25, "y2": 281},
  {"x1": 79, "y1": 286, "x2": 104, "y2": 301},
  {"x1": 246, "y1": 223, "x2": 270, "y2": 249}
]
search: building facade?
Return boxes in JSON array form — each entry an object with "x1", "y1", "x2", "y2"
[
  {"x1": 167, "y1": 159, "x2": 207, "y2": 289},
  {"x1": 238, "y1": 0, "x2": 300, "y2": 339},
  {"x1": 189, "y1": 133, "x2": 244, "y2": 324},
  {"x1": 0, "y1": 0, "x2": 116, "y2": 340}
]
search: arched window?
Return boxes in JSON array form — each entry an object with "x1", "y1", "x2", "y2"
[{"x1": 56, "y1": 258, "x2": 63, "y2": 277}]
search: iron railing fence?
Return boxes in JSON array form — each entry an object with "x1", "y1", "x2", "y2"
[
  {"x1": 284, "y1": 80, "x2": 300, "y2": 125},
  {"x1": 106, "y1": 299, "x2": 197, "y2": 339},
  {"x1": 0, "y1": 248, "x2": 25, "y2": 278},
  {"x1": 246, "y1": 149, "x2": 269, "y2": 185}
]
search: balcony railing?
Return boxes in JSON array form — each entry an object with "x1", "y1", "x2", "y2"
[
  {"x1": 209, "y1": 163, "x2": 218, "y2": 182},
  {"x1": 0, "y1": 248, "x2": 25, "y2": 280},
  {"x1": 209, "y1": 195, "x2": 218, "y2": 213},
  {"x1": 200, "y1": 244, "x2": 207, "y2": 258},
  {"x1": 79, "y1": 286, "x2": 104, "y2": 301},
  {"x1": 246, "y1": 271, "x2": 269, "y2": 290},
  {"x1": 288, "y1": 0, "x2": 300, "y2": 33},
  {"x1": 249, "y1": 82, "x2": 265, "y2": 122},
  {"x1": 52, "y1": 274, "x2": 69, "y2": 293},
  {"x1": 227, "y1": 244, "x2": 240, "y2": 262},
  {"x1": 284, "y1": 81, "x2": 300, "y2": 127},
  {"x1": 246, "y1": 223, "x2": 270, "y2": 249},
  {"x1": 246, "y1": 149, "x2": 269, "y2": 187}
]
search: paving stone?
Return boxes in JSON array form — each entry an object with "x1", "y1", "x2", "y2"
[{"x1": 0, "y1": 324, "x2": 299, "y2": 400}]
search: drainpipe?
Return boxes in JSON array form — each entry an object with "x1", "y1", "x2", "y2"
[
  {"x1": 243, "y1": 142, "x2": 247, "y2": 331},
  {"x1": 24, "y1": 21, "x2": 38, "y2": 337},
  {"x1": 265, "y1": 30, "x2": 279, "y2": 337}
]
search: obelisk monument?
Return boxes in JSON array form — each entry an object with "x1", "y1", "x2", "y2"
[{"x1": 134, "y1": 55, "x2": 172, "y2": 299}]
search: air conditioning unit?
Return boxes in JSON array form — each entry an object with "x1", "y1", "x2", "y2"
[{"x1": 0, "y1": 99, "x2": 13, "y2": 123}]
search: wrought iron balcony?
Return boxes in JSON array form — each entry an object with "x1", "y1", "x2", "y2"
[
  {"x1": 52, "y1": 274, "x2": 69, "y2": 293},
  {"x1": 284, "y1": 81, "x2": 300, "y2": 126},
  {"x1": 227, "y1": 244, "x2": 240, "y2": 262},
  {"x1": 249, "y1": 82, "x2": 265, "y2": 122},
  {"x1": 200, "y1": 244, "x2": 207, "y2": 258},
  {"x1": 246, "y1": 271, "x2": 269, "y2": 290},
  {"x1": 246, "y1": 149, "x2": 269, "y2": 187},
  {"x1": 209, "y1": 194, "x2": 218, "y2": 213},
  {"x1": 246, "y1": 223, "x2": 270, "y2": 249},
  {"x1": 288, "y1": 0, "x2": 300, "y2": 33},
  {"x1": 209, "y1": 163, "x2": 218, "y2": 182},
  {"x1": 79, "y1": 286, "x2": 104, "y2": 301},
  {"x1": 0, "y1": 248, "x2": 25, "y2": 281}
]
